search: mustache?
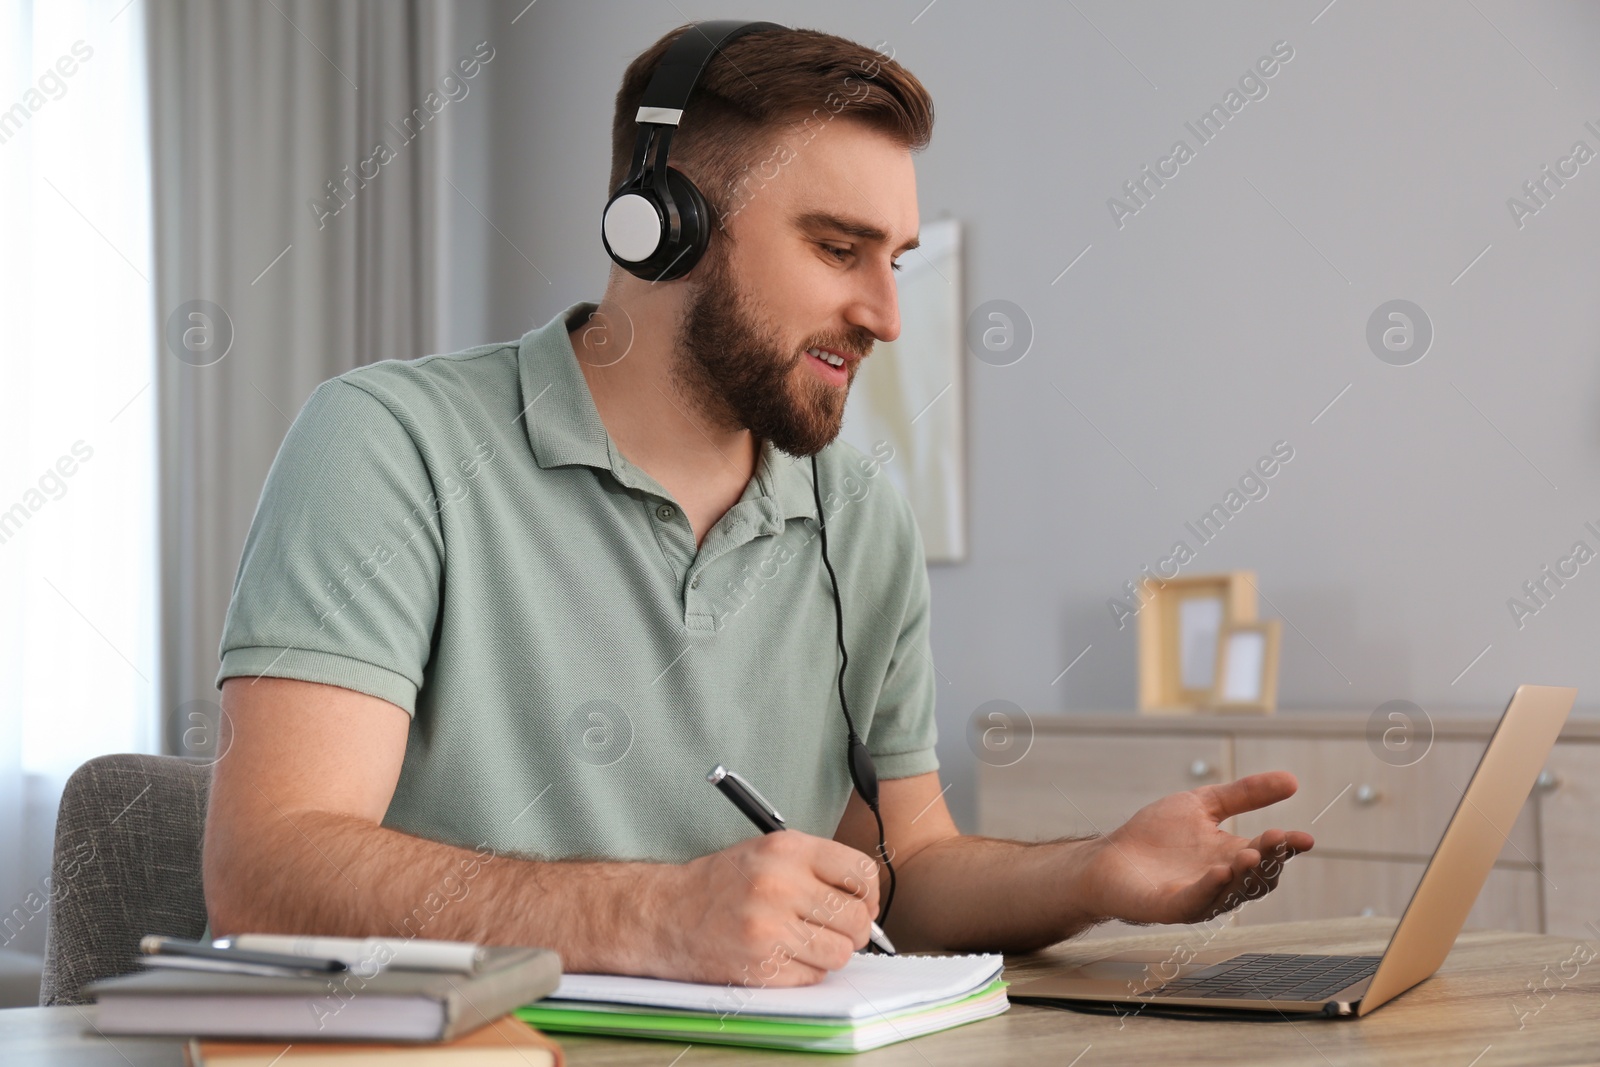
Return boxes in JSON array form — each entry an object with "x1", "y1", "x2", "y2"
[{"x1": 802, "y1": 334, "x2": 876, "y2": 360}]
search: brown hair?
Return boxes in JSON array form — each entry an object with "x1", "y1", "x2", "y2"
[{"x1": 609, "y1": 24, "x2": 933, "y2": 229}]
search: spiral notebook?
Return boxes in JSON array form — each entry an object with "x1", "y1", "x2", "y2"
[{"x1": 515, "y1": 953, "x2": 1008, "y2": 1053}]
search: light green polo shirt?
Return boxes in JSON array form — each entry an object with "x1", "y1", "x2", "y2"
[{"x1": 215, "y1": 302, "x2": 938, "y2": 863}]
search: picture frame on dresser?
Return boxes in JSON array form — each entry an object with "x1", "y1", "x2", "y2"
[
  {"x1": 1208, "y1": 619, "x2": 1282, "y2": 714},
  {"x1": 1136, "y1": 570, "x2": 1258, "y2": 713}
]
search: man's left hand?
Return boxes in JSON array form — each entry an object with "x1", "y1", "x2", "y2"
[{"x1": 1077, "y1": 771, "x2": 1314, "y2": 925}]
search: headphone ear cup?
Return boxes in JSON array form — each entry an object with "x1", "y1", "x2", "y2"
[
  {"x1": 602, "y1": 187, "x2": 666, "y2": 267},
  {"x1": 650, "y1": 166, "x2": 713, "y2": 281}
]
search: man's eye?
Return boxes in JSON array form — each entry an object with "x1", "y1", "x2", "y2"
[{"x1": 822, "y1": 243, "x2": 903, "y2": 272}]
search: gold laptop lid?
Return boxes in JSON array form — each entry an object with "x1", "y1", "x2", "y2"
[{"x1": 1358, "y1": 684, "x2": 1575, "y2": 1015}]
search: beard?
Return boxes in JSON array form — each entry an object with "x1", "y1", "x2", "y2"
[{"x1": 671, "y1": 250, "x2": 874, "y2": 458}]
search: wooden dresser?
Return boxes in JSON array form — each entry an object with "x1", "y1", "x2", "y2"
[{"x1": 974, "y1": 712, "x2": 1600, "y2": 940}]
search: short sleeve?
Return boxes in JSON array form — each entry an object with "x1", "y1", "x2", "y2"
[
  {"x1": 214, "y1": 378, "x2": 443, "y2": 715},
  {"x1": 863, "y1": 494, "x2": 940, "y2": 780}
]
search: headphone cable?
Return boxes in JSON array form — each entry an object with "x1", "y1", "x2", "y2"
[{"x1": 810, "y1": 453, "x2": 897, "y2": 933}]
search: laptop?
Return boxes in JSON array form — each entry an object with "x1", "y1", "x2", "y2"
[{"x1": 1009, "y1": 683, "x2": 1576, "y2": 1018}]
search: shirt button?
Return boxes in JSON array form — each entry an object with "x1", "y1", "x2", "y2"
[
  {"x1": 689, "y1": 576, "x2": 700, "y2": 588},
  {"x1": 655, "y1": 503, "x2": 676, "y2": 522}
]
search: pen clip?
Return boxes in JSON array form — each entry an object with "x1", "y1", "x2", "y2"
[{"x1": 724, "y1": 769, "x2": 784, "y2": 825}]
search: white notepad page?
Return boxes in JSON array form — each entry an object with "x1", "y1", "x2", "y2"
[{"x1": 549, "y1": 953, "x2": 1005, "y2": 1022}]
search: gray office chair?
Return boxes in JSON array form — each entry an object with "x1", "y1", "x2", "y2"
[{"x1": 39, "y1": 754, "x2": 212, "y2": 1005}]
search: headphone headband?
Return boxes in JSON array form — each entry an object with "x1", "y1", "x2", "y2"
[{"x1": 634, "y1": 20, "x2": 784, "y2": 127}]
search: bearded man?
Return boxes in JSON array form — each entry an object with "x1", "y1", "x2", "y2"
[{"x1": 206, "y1": 21, "x2": 1312, "y2": 985}]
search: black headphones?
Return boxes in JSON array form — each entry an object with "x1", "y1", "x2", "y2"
[
  {"x1": 601, "y1": 20, "x2": 783, "y2": 282},
  {"x1": 603, "y1": 20, "x2": 899, "y2": 937}
]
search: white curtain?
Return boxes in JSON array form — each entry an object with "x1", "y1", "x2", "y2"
[
  {"x1": 0, "y1": 0, "x2": 157, "y2": 960},
  {"x1": 145, "y1": 0, "x2": 454, "y2": 757},
  {"x1": 0, "y1": 0, "x2": 456, "y2": 966}
]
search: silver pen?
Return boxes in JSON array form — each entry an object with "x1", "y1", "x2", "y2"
[{"x1": 708, "y1": 765, "x2": 897, "y2": 955}]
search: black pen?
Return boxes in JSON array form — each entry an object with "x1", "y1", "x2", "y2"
[{"x1": 707, "y1": 764, "x2": 896, "y2": 955}]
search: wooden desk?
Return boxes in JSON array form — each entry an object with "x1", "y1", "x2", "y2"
[{"x1": 4, "y1": 919, "x2": 1598, "y2": 1065}]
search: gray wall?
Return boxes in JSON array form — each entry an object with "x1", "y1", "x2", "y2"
[{"x1": 447, "y1": 0, "x2": 1600, "y2": 829}]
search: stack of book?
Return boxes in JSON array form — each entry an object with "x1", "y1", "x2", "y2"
[
  {"x1": 517, "y1": 952, "x2": 1009, "y2": 1053},
  {"x1": 85, "y1": 936, "x2": 564, "y2": 1066}
]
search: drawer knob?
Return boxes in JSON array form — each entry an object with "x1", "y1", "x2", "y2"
[
  {"x1": 1189, "y1": 759, "x2": 1213, "y2": 779},
  {"x1": 1535, "y1": 769, "x2": 1559, "y2": 792},
  {"x1": 1354, "y1": 783, "x2": 1380, "y2": 806}
]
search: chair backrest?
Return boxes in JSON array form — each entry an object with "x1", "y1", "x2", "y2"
[{"x1": 39, "y1": 754, "x2": 212, "y2": 1005}]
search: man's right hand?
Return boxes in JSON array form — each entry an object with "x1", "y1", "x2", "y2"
[
  {"x1": 208, "y1": 677, "x2": 880, "y2": 985},
  {"x1": 646, "y1": 831, "x2": 881, "y2": 986}
]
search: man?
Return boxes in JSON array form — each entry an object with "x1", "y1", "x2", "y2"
[{"x1": 206, "y1": 22, "x2": 1313, "y2": 987}]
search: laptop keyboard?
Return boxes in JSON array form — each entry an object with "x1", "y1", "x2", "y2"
[{"x1": 1149, "y1": 953, "x2": 1383, "y2": 1003}]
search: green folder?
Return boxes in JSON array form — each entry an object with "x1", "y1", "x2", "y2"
[{"x1": 516, "y1": 978, "x2": 1010, "y2": 1054}]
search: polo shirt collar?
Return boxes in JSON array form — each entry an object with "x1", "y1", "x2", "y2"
[
  {"x1": 752, "y1": 434, "x2": 819, "y2": 523},
  {"x1": 516, "y1": 301, "x2": 817, "y2": 523},
  {"x1": 518, "y1": 302, "x2": 615, "y2": 471}
]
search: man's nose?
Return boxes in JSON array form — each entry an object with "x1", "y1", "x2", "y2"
[{"x1": 847, "y1": 260, "x2": 901, "y2": 344}]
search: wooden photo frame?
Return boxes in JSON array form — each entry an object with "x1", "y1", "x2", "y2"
[
  {"x1": 1136, "y1": 571, "x2": 1257, "y2": 714},
  {"x1": 1207, "y1": 619, "x2": 1282, "y2": 714}
]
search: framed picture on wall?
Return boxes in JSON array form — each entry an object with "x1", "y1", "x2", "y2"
[
  {"x1": 1208, "y1": 620, "x2": 1282, "y2": 714},
  {"x1": 1136, "y1": 571, "x2": 1257, "y2": 713}
]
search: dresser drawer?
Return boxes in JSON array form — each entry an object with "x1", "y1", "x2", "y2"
[
  {"x1": 977, "y1": 733, "x2": 1230, "y2": 842},
  {"x1": 1232, "y1": 737, "x2": 1539, "y2": 862},
  {"x1": 1237, "y1": 853, "x2": 1543, "y2": 933}
]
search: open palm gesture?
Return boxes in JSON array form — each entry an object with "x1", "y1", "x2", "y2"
[{"x1": 1084, "y1": 772, "x2": 1314, "y2": 925}]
